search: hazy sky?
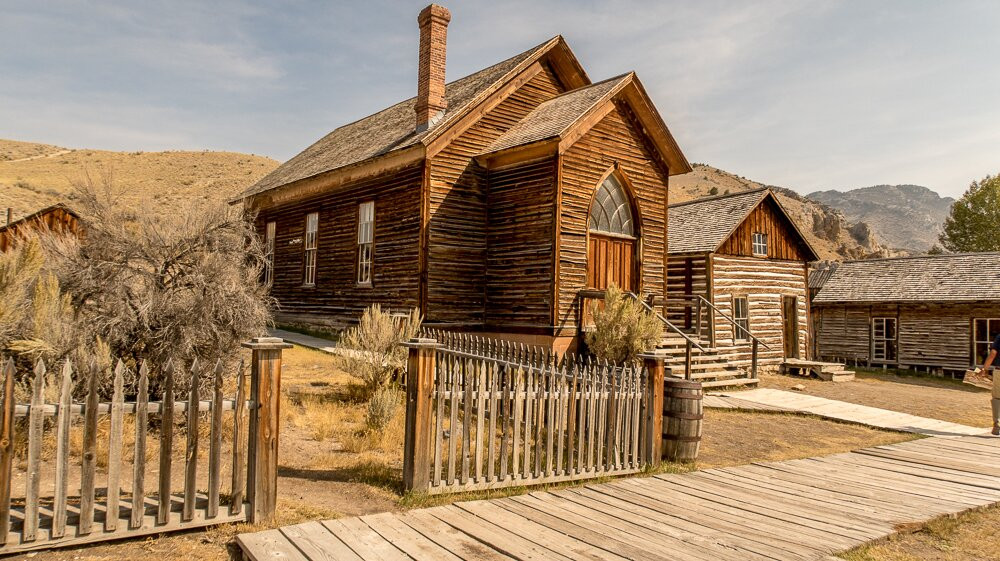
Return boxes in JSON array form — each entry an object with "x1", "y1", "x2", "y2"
[{"x1": 2, "y1": 1, "x2": 998, "y2": 197}]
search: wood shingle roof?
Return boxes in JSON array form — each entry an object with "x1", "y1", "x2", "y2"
[
  {"x1": 812, "y1": 252, "x2": 1000, "y2": 303},
  {"x1": 239, "y1": 38, "x2": 559, "y2": 199},
  {"x1": 667, "y1": 189, "x2": 771, "y2": 254}
]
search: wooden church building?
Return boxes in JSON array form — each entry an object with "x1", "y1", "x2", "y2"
[
  {"x1": 665, "y1": 189, "x2": 819, "y2": 368},
  {"x1": 237, "y1": 5, "x2": 692, "y2": 352}
]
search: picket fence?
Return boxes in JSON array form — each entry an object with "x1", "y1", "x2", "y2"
[
  {"x1": 0, "y1": 337, "x2": 289, "y2": 554},
  {"x1": 402, "y1": 334, "x2": 667, "y2": 494}
]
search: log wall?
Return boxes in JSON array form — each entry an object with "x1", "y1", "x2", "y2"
[
  {"x1": 0, "y1": 207, "x2": 81, "y2": 252},
  {"x1": 558, "y1": 102, "x2": 670, "y2": 332},
  {"x1": 255, "y1": 163, "x2": 423, "y2": 327},
  {"x1": 665, "y1": 252, "x2": 708, "y2": 326},
  {"x1": 710, "y1": 255, "x2": 809, "y2": 364},
  {"x1": 426, "y1": 63, "x2": 565, "y2": 326},
  {"x1": 813, "y1": 302, "x2": 1000, "y2": 370}
]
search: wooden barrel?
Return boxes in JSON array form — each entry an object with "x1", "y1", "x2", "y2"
[{"x1": 662, "y1": 378, "x2": 703, "y2": 462}]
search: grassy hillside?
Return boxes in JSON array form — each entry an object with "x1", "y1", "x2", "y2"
[
  {"x1": 671, "y1": 165, "x2": 891, "y2": 260},
  {"x1": 0, "y1": 139, "x2": 279, "y2": 222}
]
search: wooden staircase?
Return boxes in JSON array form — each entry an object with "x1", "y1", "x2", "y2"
[{"x1": 658, "y1": 333, "x2": 759, "y2": 388}]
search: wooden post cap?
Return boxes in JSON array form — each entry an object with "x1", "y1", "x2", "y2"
[
  {"x1": 639, "y1": 350, "x2": 670, "y2": 362},
  {"x1": 241, "y1": 337, "x2": 293, "y2": 350},
  {"x1": 402, "y1": 337, "x2": 441, "y2": 349}
]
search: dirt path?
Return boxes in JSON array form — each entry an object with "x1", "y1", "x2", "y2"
[{"x1": 2, "y1": 148, "x2": 74, "y2": 163}]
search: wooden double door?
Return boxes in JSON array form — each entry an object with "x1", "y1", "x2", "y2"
[{"x1": 587, "y1": 234, "x2": 637, "y2": 292}]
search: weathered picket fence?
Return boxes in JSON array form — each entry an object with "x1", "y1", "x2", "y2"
[
  {"x1": 0, "y1": 337, "x2": 289, "y2": 554},
  {"x1": 402, "y1": 336, "x2": 667, "y2": 494}
]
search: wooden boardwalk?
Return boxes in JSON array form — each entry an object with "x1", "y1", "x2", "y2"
[
  {"x1": 239, "y1": 435, "x2": 1000, "y2": 561},
  {"x1": 705, "y1": 388, "x2": 987, "y2": 437}
]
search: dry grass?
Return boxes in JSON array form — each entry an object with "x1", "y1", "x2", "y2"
[
  {"x1": 0, "y1": 139, "x2": 278, "y2": 221},
  {"x1": 760, "y1": 368, "x2": 995, "y2": 428},
  {"x1": 840, "y1": 504, "x2": 1000, "y2": 561}
]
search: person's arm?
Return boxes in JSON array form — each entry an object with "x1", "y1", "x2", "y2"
[{"x1": 985, "y1": 349, "x2": 998, "y2": 370}]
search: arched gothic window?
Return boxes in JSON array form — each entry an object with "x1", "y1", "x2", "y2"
[{"x1": 588, "y1": 173, "x2": 635, "y2": 237}]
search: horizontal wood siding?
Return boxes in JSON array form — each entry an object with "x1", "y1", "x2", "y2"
[
  {"x1": 256, "y1": 163, "x2": 422, "y2": 326},
  {"x1": 427, "y1": 64, "x2": 565, "y2": 326},
  {"x1": 814, "y1": 302, "x2": 1000, "y2": 369},
  {"x1": 486, "y1": 157, "x2": 557, "y2": 330},
  {"x1": 558, "y1": 103, "x2": 669, "y2": 331},
  {"x1": 711, "y1": 255, "x2": 808, "y2": 364},
  {"x1": 717, "y1": 197, "x2": 810, "y2": 261},
  {"x1": 0, "y1": 207, "x2": 81, "y2": 252}
]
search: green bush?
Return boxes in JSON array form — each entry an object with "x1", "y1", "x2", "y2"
[{"x1": 585, "y1": 283, "x2": 662, "y2": 365}]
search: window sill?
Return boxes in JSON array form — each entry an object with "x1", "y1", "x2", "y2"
[{"x1": 356, "y1": 282, "x2": 373, "y2": 288}]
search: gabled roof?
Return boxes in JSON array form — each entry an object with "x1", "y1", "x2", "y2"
[
  {"x1": 813, "y1": 253, "x2": 1000, "y2": 303},
  {"x1": 477, "y1": 72, "x2": 691, "y2": 176},
  {"x1": 667, "y1": 188, "x2": 817, "y2": 259},
  {"x1": 482, "y1": 74, "x2": 629, "y2": 154},
  {"x1": 808, "y1": 262, "x2": 838, "y2": 290},
  {"x1": 239, "y1": 36, "x2": 586, "y2": 200},
  {"x1": 0, "y1": 203, "x2": 79, "y2": 234}
]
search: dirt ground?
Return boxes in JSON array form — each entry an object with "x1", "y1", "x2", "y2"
[
  {"x1": 0, "y1": 348, "x2": 971, "y2": 560},
  {"x1": 841, "y1": 504, "x2": 1000, "y2": 561},
  {"x1": 760, "y1": 368, "x2": 996, "y2": 428}
]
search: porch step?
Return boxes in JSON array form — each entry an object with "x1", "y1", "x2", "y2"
[
  {"x1": 781, "y1": 359, "x2": 856, "y2": 382},
  {"x1": 695, "y1": 377, "x2": 759, "y2": 389}
]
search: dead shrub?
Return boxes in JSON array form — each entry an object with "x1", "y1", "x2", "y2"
[
  {"x1": 338, "y1": 305, "x2": 420, "y2": 400},
  {"x1": 585, "y1": 283, "x2": 661, "y2": 365}
]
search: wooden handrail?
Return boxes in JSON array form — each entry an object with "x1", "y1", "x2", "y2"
[
  {"x1": 679, "y1": 294, "x2": 772, "y2": 352},
  {"x1": 578, "y1": 289, "x2": 707, "y2": 353}
]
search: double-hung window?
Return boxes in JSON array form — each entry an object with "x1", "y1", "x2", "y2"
[
  {"x1": 263, "y1": 221, "x2": 276, "y2": 286},
  {"x1": 751, "y1": 232, "x2": 768, "y2": 256},
  {"x1": 357, "y1": 201, "x2": 374, "y2": 285},
  {"x1": 303, "y1": 212, "x2": 318, "y2": 286},
  {"x1": 733, "y1": 296, "x2": 750, "y2": 342},
  {"x1": 872, "y1": 317, "x2": 897, "y2": 362},
  {"x1": 974, "y1": 318, "x2": 1000, "y2": 365}
]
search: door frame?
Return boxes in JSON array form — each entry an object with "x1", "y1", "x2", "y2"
[{"x1": 584, "y1": 164, "x2": 643, "y2": 293}]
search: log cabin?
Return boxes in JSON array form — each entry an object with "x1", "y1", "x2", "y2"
[
  {"x1": 0, "y1": 204, "x2": 81, "y2": 252},
  {"x1": 811, "y1": 252, "x2": 1000, "y2": 375},
  {"x1": 235, "y1": 4, "x2": 693, "y2": 354},
  {"x1": 663, "y1": 189, "x2": 820, "y2": 383}
]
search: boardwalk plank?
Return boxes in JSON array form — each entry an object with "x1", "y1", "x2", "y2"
[
  {"x1": 280, "y1": 521, "x2": 362, "y2": 561},
  {"x1": 428, "y1": 504, "x2": 575, "y2": 561},
  {"x1": 398, "y1": 510, "x2": 514, "y2": 561}
]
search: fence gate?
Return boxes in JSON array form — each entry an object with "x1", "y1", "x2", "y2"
[{"x1": 0, "y1": 337, "x2": 288, "y2": 555}]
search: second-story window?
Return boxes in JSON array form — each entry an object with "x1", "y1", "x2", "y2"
[
  {"x1": 303, "y1": 212, "x2": 318, "y2": 286},
  {"x1": 751, "y1": 232, "x2": 768, "y2": 256},
  {"x1": 357, "y1": 201, "x2": 374, "y2": 285},
  {"x1": 264, "y1": 221, "x2": 276, "y2": 286}
]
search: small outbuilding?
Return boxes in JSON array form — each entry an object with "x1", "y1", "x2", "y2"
[
  {"x1": 0, "y1": 204, "x2": 81, "y2": 252},
  {"x1": 811, "y1": 252, "x2": 1000, "y2": 374}
]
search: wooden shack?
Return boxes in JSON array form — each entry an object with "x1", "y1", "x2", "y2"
[
  {"x1": 0, "y1": 204, "x2": 81, "y2": 252},
  {"x1": 811, "y1": 252, "x2": 1000, "y2": 374},
  {"x1": 665, "y1": 189, "x2": 818, "y2": 374},
  {"x1": 235, "y1": 5, "x2": 691, "y2": 353}
]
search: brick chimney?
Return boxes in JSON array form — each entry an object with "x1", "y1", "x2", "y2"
[{"x1": 415, "y1": 4, "x2": 451, "y2": 132}]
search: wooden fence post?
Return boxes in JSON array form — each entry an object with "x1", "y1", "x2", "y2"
[
  {"x1": 751, "y1": 339, "x2": 759, "y2": 379},
  {"x1": 403, "y1": 338, "x2": 439, "y2": 493},
  {"x1": 242, "y1": 337, "x2": 291, "y2": 523},
  {"x1": 684, "y1": 340, "x2": 693, "y2": 381},
  {"x1": 640, "y1": 352, "x2": 666, "y2": 468}
]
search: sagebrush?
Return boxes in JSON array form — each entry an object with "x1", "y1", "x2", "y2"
[
  {"x1": 585, "y1": 283, "x2": 661, "y2": 365},
  {"x1": 338, "y1": 304, "x2": 421, "y2": 399}
]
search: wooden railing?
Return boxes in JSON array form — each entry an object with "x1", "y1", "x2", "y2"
[
  {"x1": 0, "y1": 337, "x2": 289, "y2": 555},
  {"x1": 402, "y1": 338, "x2": 666, "y2": 494},
  {"x1": 674, "y1": 294, "x2": 772, "y2": 378}
]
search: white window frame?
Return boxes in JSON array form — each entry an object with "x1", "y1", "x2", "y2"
[
  {"x1": 303, "y1": 212, "x2": 318, "y2": 286},
  {"x1": 973, "y1": 318, "x2": 1000, "y2": 365},
  {"x1": 357, "y1": 201, "x2": 374, "y2": 286},
  {"x1": 872, "y1": 317, "x2": 897, "y2": 362},
  {"x1": 732, "y1": 296, "x2": 750, "y2": 342},
  {"x1": 751, "y1": 232, "x2": 768, "y2": 256},
  {"x1": 264, "y1": 221, "x2": 276, "y2": 287}
]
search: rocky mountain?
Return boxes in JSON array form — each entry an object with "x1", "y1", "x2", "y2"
[
  {"x1": 671, "y1": 165, "x2": 891, "y2": 261},
  {"x1": 806, "y1": 185, "x2": 954, "y2": 252}
]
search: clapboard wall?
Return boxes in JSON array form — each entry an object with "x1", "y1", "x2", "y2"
[
  {"x1": 426, "y1": 63, "x2": 565, "y2": 326},
  {"x1": 256, "y1": 163, "x2": 423, "y2": 327},
  {"x1": 557, "y1": 102, "x2": 670, "y2": 333},
  {"x1": 813, "y1": 301, "x2": 999, "y2": 370}
]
